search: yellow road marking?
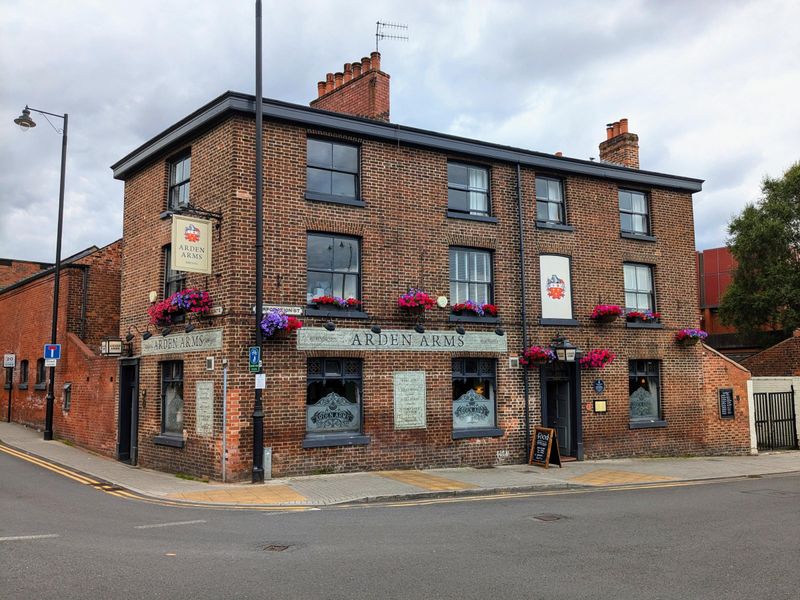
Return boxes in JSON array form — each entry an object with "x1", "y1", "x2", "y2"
[
  {"x1": 0, "y1": 445, "x2": 99, "y2": 485},
  {"x1": 569, "y1": 469, "x2": 675, "y2": 486},
  {"x1": 378, "y1": 470, "x2": 477, "y2": 491}
]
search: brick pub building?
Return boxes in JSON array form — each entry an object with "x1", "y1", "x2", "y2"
[{"x1": 111, "y1": 52, "x2": 750, "y2": 480}]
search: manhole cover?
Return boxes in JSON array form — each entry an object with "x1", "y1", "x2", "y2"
[
  {"x1": 263, "y1": 544, "x2": 291, "y2": 552},
  {"x1": 532, "y1": 514, "x2": 565, "y2": 522}
]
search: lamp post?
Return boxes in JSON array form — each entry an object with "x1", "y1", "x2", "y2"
[
  {"x1": 14, "y1": 105, "x2": 68, "y2": 441},
  {"x1": 252, "y1": 0, "x2": 265, "y2": 483}
]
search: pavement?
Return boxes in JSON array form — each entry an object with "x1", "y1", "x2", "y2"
[{"x1": 3, "y1": 420, "x2": 800, "y2": 508}]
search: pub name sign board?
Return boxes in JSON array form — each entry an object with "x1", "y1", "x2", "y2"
[
  {"x1": 171, "y1": 215, "x2": 212, "y2": 274},
  {"x1": 297, "y1": 328, "x2": 508, "y2": 353}
]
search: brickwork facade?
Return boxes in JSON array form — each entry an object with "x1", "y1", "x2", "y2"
[
  {"x1": 699, "y1": 344, "x2": 751, "y2": 454},
  {"x1": 0, "y1": 258, "x2": 51, "y2": 289},
  {"x1": 0, "y1": 241, "x2": 121, "y2": 456},
  {"x1": 741, "y1": 330, "x2": 800, "y2": 376},
  {"x1": 112, "y1": 59, "x2": 748, "y2": 480}
]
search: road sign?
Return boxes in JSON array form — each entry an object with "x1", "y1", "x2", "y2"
[
  {"x1": 248, "y1": 346, "x2": 261, "y2": 373},
  {"x1": 3, "y1": 354, "x2": 15, "y2": 368},
  {"x1": 44, "y1": 344, "x2": 62, "y2": 360},
  {"x1": 45, "y1": 358, "x2": 57, "y2": 368}
]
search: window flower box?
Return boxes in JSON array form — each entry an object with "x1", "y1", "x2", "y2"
[
  {"x1": 452, "y1": 301, "x2": 498, "y2": 318},
  {"x1": 625, "y1": 310, "x2": 661, "y2": 324},
  {"x1": 148, "y1": 289, "x2": 212, "y2": 326},
  {"x1": 397, "y1": 288, "x2": 435, "y2": 314},
  {"x1": 261, "y1": 308, "x2": 303, "y2": 339},
  {"x1": 590, "y1": 304, "x2": 623, "y2": 324},
  {"x1": 520, "y1": 345, "x2": 556, "y2": 367},
  {"x1": 311, "y1": 296, "x2": 362, "y2": 310},
  {"x1": 675, "y1": 328, "x2": 707, "y2": 346},
  {"x1": 579, "y1": 349, "x2": 616, "y2": 370}
]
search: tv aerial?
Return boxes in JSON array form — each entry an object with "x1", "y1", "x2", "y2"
[{"x1": 375, "y1": 21, "x2": 408, "y2": 52}]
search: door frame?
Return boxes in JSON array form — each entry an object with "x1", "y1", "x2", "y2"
[
  {"x1": 117, "y1": 358, "x2": 140, "y2": 465},
  {"x1": 540, "y1": 361, "x2": 583, "y2": 460}
]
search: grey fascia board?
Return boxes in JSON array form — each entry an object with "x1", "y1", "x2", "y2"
[{"x1": 112, "y1": 92, "x2": 704, "y2": 192}]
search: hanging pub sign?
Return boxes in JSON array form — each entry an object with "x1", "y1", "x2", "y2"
[
  {"x1": 539, "y1": 255, "x2": 573, "y2": 320},
  {"x1": 529, "y1": 426, "x2": 562, "y2": 468},
  {"x1": 171, "y1": 215, "x2": 212, "y2": 274}
]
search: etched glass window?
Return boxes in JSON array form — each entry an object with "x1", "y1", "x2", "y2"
[
  {"x1": 307, "y1": 138, "x2": 359, "y2": 199},
  {"x1": 306, "y1": 358, "x2": 362, "y2": 436},
  {"x1": 623, "y1": 263, "x2": 655, "y2": 312},
  {"x1": 452, "y1": 358, "x2": 496, "y2": 430},
  {"x1": 629, "y1": 360, "x2": 661, "y2": 422},
  {"x1": 168, "y1": 153, "x2": 191, "y2": 210},
  {"x1": 449, "y1": 248, "x2": 493, "y2": 305},
  {"x1": 306, "y1": 233, "x2": 360, "y2": 303},
  {"x1": 619, "y1": 189, "x2": 650, "y2": 235},
  {"x1": 161, "y1": 361, "x2": 184, "y2": 436},
  {"x1": 448, "y1": 162, "x2": 490, "y2": 216},
  {"x1": 536, "y1": 177, "x2": 565, "y2": 224}
]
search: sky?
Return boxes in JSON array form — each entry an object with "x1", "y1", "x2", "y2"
[{"x1": 1, "y1": 0, "x2": 799, "y2": 261}]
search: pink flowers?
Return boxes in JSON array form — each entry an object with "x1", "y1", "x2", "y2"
[
  {"x1": 452, "y1": 301, "x2": 498, "y2": 317},
  {"x1": 590, "y1": 304, "x2": 623, "y2": 321},
  {"x1": 397, "y1": 289, "x2": 435, "y2": 311},
  {"x1": 520, "y1": 345, "x2": 556, "y2": 366},
  {"x1": 148, "y1": 289, "x2": 212, "y2": 325},
  {"x1": 675, "y1": 328, "x2": 707, "y2": 345},
  {"x1": 311, "y1": 296, "x2": 361, "y2": 308},
  {"x1": 579, "y1": 349, "x2": 616, "y2": 370},
  {"x1": 626, "y1": 310, "x2": 661, "y2": 323}
]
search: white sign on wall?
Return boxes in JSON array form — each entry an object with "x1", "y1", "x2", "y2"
[
  {"x1": 393, "y1": 371, "x2": 427, "y2": 430},
  {"x1": 195, "y1": 381, "x2": 214, "y2": 437},
  {"x1": 540, "y1": 254, "x2": 573, "y2": 320},
  {"x1": 3, "y1": 354, "x2": 15, "y2": 368}
]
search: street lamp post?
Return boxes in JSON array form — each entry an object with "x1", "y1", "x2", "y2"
[{"x1": 14, "y1": 105, "x2": 68, "y2": 441}]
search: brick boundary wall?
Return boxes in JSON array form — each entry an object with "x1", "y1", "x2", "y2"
[
  {"x1": 741, "y1": 331, "x2": 800, "y2": 377},
  {"x1": 699, "y1": 343, "x2": 751, "y2": 454}
]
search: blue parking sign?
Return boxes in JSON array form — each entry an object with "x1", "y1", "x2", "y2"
[
  {"x1": 249, "y1": 346, "x2": 261, "y2": 372},
  {"x1": 44, "y1": 344, "x2": 62, "y2": 360}
]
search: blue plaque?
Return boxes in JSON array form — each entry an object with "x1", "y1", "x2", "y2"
[{"x1": 593, "y1": 379, "x2": 605, "y2": 394}]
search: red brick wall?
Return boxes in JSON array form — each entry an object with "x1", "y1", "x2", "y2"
[
  {"x1": 741, "y1": 333, "x2": 800, "y2": 376},
  {"x1": 0, "y1": 259, "x2": 51, "y2": 289},
  {"x1": 699, "y1": 344, "x2": 751, "y2": 454}
]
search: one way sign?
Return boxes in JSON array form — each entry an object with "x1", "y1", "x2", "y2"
[{"x1": 44, "y1": 344, "x2": 62, "y2": 360}]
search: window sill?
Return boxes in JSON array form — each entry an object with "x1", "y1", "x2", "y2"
[
  {"x1": 153, "y1": 435, "x2": 185, "y2": 448},
  {"x1": 305, "y1": 191, "x2": 365, "y2": 207},
  {"x1": 453, "y1": 427, "x2": 504, "y2": 440},
  {"x1": 304, "y1": 307, "x2": 369, "y2": 320},
  {"x1": 621, "y1": 232, "x2": 656, "y2": 243},
  {"x1": 3, "y1": 384, "x2": 10, "y2": 390},
  {"x1": 625, "y1": 321, "x2": 664, "y2": 329},
  {"x1": 34, "y1": 383, "x2": 46, "y2": 391},
  {"x1": 302, "y1": 434, "x2": 370, "y2": 449},
  {"x1": 446, "y1": 210, "x2": 498, "y2": 224},
  {"x1": 536, "y1": 221, "x2": 574, "y2": 232},
  {"x1": 539, "y1": 318, "x2": 580, "y2": 327},
  {"x1": 449, "y1": 315, "x2": 499, "y2": 324},
  {"x1": 18, "y1": 384, "x2": 28, "y2": 390},
  {"x1": 629, "y1": 420, "x2": 668, "y2": 430}
]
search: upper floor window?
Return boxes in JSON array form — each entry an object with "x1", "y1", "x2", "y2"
[
  {"x1": 306, "y1": 138, "x2": 359, "y2": 200},
  {"x1": 623, "y1": 263, "x2": 655, "y2": 312},
  {"x1": 168, "y1": 153, "x2": 191, "y2": 210},
  {"x1": 307, "y1": 233, "x2": 360, "y2": 303},
  {"x1": 619, "y1": 189, "x2": 650, "y2": 235},
  {"x1": 448, "y1": 162, "x2": 489, "y2": 217},
  {"x1": 536, "y1": 177, "x2": 565, "y2": 224},
  {"x1": 449, "y1": 247, "x2": 492, "y2": 305},
  {"x1": 163, "y1": 245, "x2": 186, "y2": 299}
]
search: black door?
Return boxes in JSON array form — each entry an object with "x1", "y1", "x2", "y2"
[
  {"x1": 118, "y1": 361, "x2": 139, "y2": 464},
  {"x1": 546, "y1": 378, "x2": 571, "y2": 456}
]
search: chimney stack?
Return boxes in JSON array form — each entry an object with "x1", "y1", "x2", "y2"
[
  {"x1": 311, "y1": 51, "x2": 391, "y2": 122},
  {"x1": 599, "y1": 118, "x2": 639, "y2": 169}
]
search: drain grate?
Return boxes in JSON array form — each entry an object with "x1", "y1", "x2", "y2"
[
  {"x1": 263, "y1": 544, "x2": 291, "y2": 552},
  {"x1": 532, "y1": 514, "x2": 564, "y2": 522}
]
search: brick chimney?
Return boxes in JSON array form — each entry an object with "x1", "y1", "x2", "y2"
[
  {"x1": 310, "y1": 51, "x2": 390, "y2": 122},
  {"x1": 599, "y1": 118, "x2": 639, "y2": 169}
]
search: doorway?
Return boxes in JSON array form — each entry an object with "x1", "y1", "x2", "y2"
[
  {"x1": 118, "y1": 359, "x2": 139, "y2": 464},
  {"x1": 541, "y1": 361, "x2": 583, "y2": 459}
]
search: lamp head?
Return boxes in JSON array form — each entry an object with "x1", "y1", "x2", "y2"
[
  {"x1": 185, "y1": 323, "x2": 195, "y2": 333},
  {"x1": 142, "y1": 331, "x2": 153, "y2": 340},
  {"x1": 414, "y1": 324, "x2": 425, "y2": 334},
  {"x1": 370, "y1": 325, "x2": 382, "y2": 334},
  {"x1": 14, "y1": 107, "x2": 36, "y2": 130},
  {"x1": 125, "y1": 332, "x2": 134, "y2": 343},
  {"x1": 455, "y1": 326, "x2": 466, "y2": 336},
  {"x1": 323, "y1": 321, "x2": 336, "y2": 332},
  {"x1": 161, "y1": 326, "x2": 172, "y2": 337}
]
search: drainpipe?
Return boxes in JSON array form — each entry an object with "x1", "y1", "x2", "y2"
[
  {"x1": 516, "y1": 163, "x2": 531, "y2": 457},
  {"x1": 222, "y1": 359, "x2": 229, "y2": 483}
]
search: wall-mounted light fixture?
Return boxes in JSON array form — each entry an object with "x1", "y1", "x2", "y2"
[{"x1": 551, "y1": 334, "x2": 576, "y2": 362}]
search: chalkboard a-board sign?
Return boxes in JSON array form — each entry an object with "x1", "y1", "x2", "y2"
[
  {"x1": 719, "y1": 388, "x2": 735, "y2": 419},
  {"x1": 529, "y1": 426, "x2": 562, "y2": 468}
]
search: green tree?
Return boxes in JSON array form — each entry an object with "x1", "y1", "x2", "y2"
[{"x1": 720, "y1": 162, "x2": 800, "y2": 336}]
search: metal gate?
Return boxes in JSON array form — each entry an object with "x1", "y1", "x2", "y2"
[{"x1": 753, "y1": 388, "x2": 798, "y2": 450}]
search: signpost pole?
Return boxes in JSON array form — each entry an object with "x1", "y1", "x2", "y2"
[{"x1": 6, "y1": 366, "x2": 11, "y2": 422}]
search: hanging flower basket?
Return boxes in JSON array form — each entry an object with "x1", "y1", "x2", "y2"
[
  {"x1": 260, "y1": 308, "x2": 303, "y2": 339},
  {"x1": 520, "y1": 345, "x2": 556, "y2": 367},
  {"x1": 579, "y1": 349, "x2": 616, "y2": 370},
  {"x1": 148, "y1": 289, "x2": 213, "y2": 326},
  {"x1": 675, "y1": 328, "x2": 707, "y2": 346},
  {"x1": 626, "y1": 310, "x2": 661, "y2": 323},
  {"x1": 311, "y1": 296, "x2": 362, "y2": 310},
  {"x1": 590, "y1": 304, "x2": 623, "y2": 324},
  {"x1": 452, "y1": 301, "x2": 498, "y2": 317},
  {"x1": 397, "y1": 288, "x2": 435, "y2": 314}
]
